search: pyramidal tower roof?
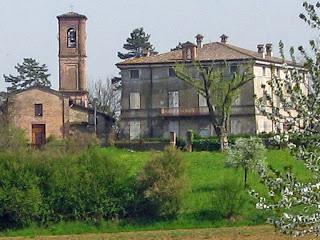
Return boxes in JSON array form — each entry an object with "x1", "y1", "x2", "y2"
[{"x1": 57, "y1": 12, "x2": 87, "y2": 20}]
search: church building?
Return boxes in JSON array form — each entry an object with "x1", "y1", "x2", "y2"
[{"x1": 5, "y1": 12, "x2": 113, "y2": 146}]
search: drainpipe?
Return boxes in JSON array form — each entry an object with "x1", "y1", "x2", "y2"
[
  {"x1": 62, "y1": 95, "x2": 65, "y2": 139},
  {"x1": 149, "y1": 65, "x2": 153, "y2": 137}
]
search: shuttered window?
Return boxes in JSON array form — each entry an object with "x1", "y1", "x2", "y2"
[
  {"x1": 130, "y1": 92, "x2": 141, "y2": 109},
  {"x1": 168, "y1": 91, "x2": 179, "y2": 108}
]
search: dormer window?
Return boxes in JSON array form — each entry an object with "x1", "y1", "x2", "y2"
[{"x1": 67, "y1": 28, "x2": 77, "y2": 48}]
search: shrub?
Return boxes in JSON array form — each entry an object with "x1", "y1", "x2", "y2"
[
  {"x1": 0, "y1": 125, "x2": 28, "y2": 152},
  {"x1": 0, "y1": 154, "x2": 42, "y2": 229},
  {"x1": 212, "y1": 174, "x2": 246, "y2": 219},
  {"x1": 43, "y1": 149, "x2": 134, "y2": 223},
  {"x1": 136, "y1": 147, "x2": 186, "y2": 219}
]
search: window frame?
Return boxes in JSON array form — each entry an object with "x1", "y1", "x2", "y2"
[
  {"x1": 129, "y1": 92, "x2": 141, "y2": 109},
  {"x1": 168, "y1": 67, "x2": 177, "y2": 78},
  {"x1": 67, "y1": 28, "x2": 77, "y2": 48},
  {"x1": 34, "y1": 103, "x2": 43, "y2": 117},
  {"x1": 262, "y1": 66, "x2": 266, "y2": 76},
  {"x1": 130, "y1": 69, "x2": 140, "y2": 79},
  {"x1": 168, "y1": 91, "x2": 179, "y2": 108}
]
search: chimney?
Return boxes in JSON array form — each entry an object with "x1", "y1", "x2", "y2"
[
  {"x1": 266, "y1": 43, "x2": 273, "y2": 57},
  {"x1": 220, "y1": 34, "x2": 228, "y2": 44},
  {"x1": 257, "y1": 44, "x2": 265, "y2": 58},
  {"x1": 195, "y1": 34, "x2": 204, "y2": 48},
  {"x1": 181, "y1": 41, "x2": 197, "y2": 61}
]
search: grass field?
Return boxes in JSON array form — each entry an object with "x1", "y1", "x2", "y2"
[{"x1": 0, "y1": 148, "x2": 311, "y2": 238}]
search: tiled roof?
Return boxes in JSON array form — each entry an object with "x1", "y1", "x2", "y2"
[
  {"x1": 116, "y1": 42, "x2": 290, "y2": 66},
  {"x1": 57, "y1": 12, "x2": 87, "y2": 19}
]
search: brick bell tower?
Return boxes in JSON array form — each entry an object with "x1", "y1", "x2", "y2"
[{"x1": 57, "y1": 12, "x2": 88, "y2": 107}]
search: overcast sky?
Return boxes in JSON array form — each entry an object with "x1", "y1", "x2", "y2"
[{"x1": 0, "y1": 0, "x2": 317, "y2": 91}]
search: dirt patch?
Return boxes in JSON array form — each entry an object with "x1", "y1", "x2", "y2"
[{"x1": 0, "y1": 225, "x2": 318, "y2": 240}]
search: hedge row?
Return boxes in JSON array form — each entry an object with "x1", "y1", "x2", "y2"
[
  {"x1": 0, "y1": 146, "x2": 185, "y2": 229},
  {"x1": 192, "y1": 133, "x2": 320, "y2": 151}
]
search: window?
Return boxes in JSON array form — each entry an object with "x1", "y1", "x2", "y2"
[
  {"x1": 67, "y1": 28, "x2": 76, "y2": 48},
  {"x1": 129, "y1": 92, "x2": 141, "y2": 109},
  {"x1": 130, "y1": 70, "x2": 140, "y2": 79},
  {"x1": 35, "y1": 104, "x2": 43, "y2": 117},
  {"x1": 198, "y1": 94, "x2": 207, "y2": 107},
  {"x1": 230, "y1": 65, "x2": 238, "y2": 75},
  {"x1": 262, "y1": 67, "x2": 266, "y2": 76},
  {"x1": 129, "y1": 121, "x2": 141, "y2": 140},
  {"x1": 168, "y1": 68, "x2": 176, "y2": 78},
  {"x1": 168, "y1": 91, "x2": 179, "y2": 108}
]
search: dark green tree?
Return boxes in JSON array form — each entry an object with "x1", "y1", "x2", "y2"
[
  {"x1": 4, "y1": 58, "x2": 51, "y2": 92},
  {"x1": 118, "y1": 27, "x2": 155, "y2": 59}
]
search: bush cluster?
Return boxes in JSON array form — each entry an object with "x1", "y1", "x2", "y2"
[
  {"x1": 0, "y1": 149, "x2": 134, "y2": 229},
  {"x1": 0, "y1": 144, "x2": 186, "y2": 229},
  {"x1": 136, "y1": 147, "x2": 186, "y2": 219}
]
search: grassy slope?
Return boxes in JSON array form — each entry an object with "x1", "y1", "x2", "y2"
[{"x1": 0, "y1": 148, "x2": 311, "y2": 237}]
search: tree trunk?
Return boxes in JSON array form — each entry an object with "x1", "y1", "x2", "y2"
[
  {"x1": 244, "y1": 168, "x2": 248, "y2": 189},
  {"x1": 219, "y1": 129, "x2": 229, "y2": 151}
]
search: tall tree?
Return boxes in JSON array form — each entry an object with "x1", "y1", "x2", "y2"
[
  {"x1": 3, "y1": 58, "x2": 51, "y2": 92},
  {"x1": 251, "y1": 2, "x2": 320, "y2": 236},
  {"x1": 174, "y1": 61, "x2": 254, "y2": 151},
  {"x1": 118, "y1": 27, "x2": 155, "y2": 59}
]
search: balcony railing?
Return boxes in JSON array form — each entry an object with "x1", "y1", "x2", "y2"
[{"x1": 160, "y1": 107, "x2": 209, "y2": 117}]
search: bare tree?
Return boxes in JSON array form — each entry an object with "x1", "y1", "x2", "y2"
[
  {"x1": 89, "y1": 78, "x2": 121, "y2": 118},
  {"x1": 174, "y1": 61, "x2": 254, "y2": 151}
]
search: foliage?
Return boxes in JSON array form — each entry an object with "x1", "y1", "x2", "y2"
[
  {"x1": 174, "y1": 61, "x2": 254, "y2": 151},
  {"x1": 0, "y1": 154, "x2": 42, "y2": 229},
  {"x1": 212, "y1": 174, "x2": 246, "y2": 219},
  {"x1": 3, "y1": 58, "x2": 51, "y2": 92},
  {"x1": 0, "y1": 124, "x2": 28, "y2": 152},
  {"x1": 0, "y1": 148, "x2": 134, "y2": 229},
  {"x1": 136, "y1": 147, "x2": 186, "y2": 219},
  {"x1": 0, "y1": 147, "x2": 308, "y2": 233},
  {"x1": 226, "y1": 137, "x2": 266, "y2": 188},
  {"x1": 118, "y1": 28, "x2": 155, "y2": 59},
  {"x1": 251, "y1": 1, "x2": 320, "y2": 236},
  {"x1": 45, "y1": 132, "x2": 100, "y2": 154}
]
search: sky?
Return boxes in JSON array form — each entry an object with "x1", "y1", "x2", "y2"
[{"x1": 0, "y1": 0, "x2": 317, "y2": 91}]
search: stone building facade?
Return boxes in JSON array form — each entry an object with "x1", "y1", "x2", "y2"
[{"x1": 117, "y1": 35, "x2": 306, "y2": 140}]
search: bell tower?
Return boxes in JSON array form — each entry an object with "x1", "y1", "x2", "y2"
[{"x1": 57, "y1": 12, "x2": 88, "y2": 106}]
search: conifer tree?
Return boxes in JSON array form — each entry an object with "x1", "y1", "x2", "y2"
[
  {"x1": 118, "y1": 27, "x2": 155, "y2": 59},
  {"x1": 4, "y1": 58, "x2": 51, "y2": 92}
]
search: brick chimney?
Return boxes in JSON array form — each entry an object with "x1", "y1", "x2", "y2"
[
  {"x1": 220, "y1": 34, "x2": 228, "y2": 44},
  {"x1": 266, "y1": 43, "x2": 273, "y2": 57},
  {"x1": 195, "y1": 34, "x2": 204, "y2": 48},
  {"x1": 257, "y1": 44, "x2": 265, "y2": 58},
  {"x1": 181, "y1": 41, "x2": 197, "y2": 61}
]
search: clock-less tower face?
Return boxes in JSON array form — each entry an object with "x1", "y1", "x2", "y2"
[{"x1": 57, "y1": 12, "x2": 88, "y2": 106}]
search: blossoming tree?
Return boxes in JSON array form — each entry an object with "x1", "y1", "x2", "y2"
[{"x1": 251, "y1": 1, "x2": 320, "y2": 236}]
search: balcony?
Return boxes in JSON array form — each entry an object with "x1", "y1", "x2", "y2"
[{"x1": 160, "y1": 107, "x2": 209, "y2": 117}]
